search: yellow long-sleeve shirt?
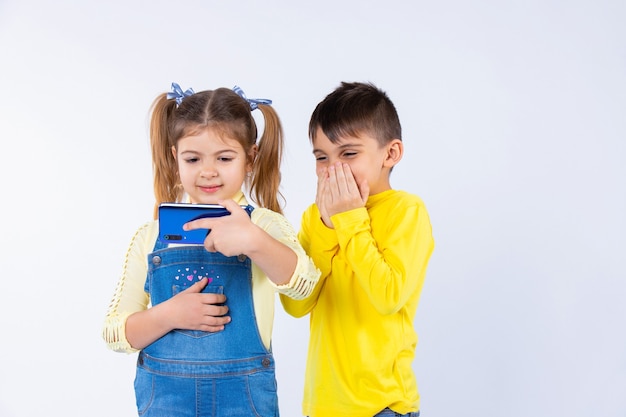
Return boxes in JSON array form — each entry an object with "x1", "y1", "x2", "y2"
[
  {"x1": 280, "y1": 189, "x2": 434, "y2": 417},
  {"x1": 103, "y1": 193, "x2": 320, "y2": 353}
]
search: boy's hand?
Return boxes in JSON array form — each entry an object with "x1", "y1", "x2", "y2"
[
  {"x1": 317, "y1": 162, "x2": 369, "y2": 228},
  {"x1": 316, "y1": 167, "x2": 333, "y2": 227},
  {"x1": 183, "y1": 199, "x2": 256, "y2": 256}
]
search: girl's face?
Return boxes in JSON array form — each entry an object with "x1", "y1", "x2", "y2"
[{"x1": 173, "y1": 128, "x2": 254, "y2": 204}]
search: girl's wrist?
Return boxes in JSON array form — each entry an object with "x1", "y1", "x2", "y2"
[{"x1": 243, "y1": 224, "x2": 267, "y2": 258}]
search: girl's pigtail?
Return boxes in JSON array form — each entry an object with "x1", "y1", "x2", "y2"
[
  {"x1": 149, "y1": 94, "x2": 181, "y2": 219},
  {"x1": 251, "y1": 104, "x2": 285, "y2": 214}
]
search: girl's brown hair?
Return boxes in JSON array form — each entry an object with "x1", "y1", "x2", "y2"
[{"x1": 149, "y1": 87, "x2": 284, "y2": 219}]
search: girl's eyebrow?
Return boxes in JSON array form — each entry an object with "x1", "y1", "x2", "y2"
[{"x1": 180, "y1": 148, "x2": 238, "y2": 156}]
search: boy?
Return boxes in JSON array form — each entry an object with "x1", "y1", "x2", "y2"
[{"x1": 280, "y1": 82, "x2": 434, "y2": 417}]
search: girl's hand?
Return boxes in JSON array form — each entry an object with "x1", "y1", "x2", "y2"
[
  {"x1": 125, "y1": 278, "x2": 230, "y2": 349},
  {"x1": 184, "y1": 199, "x2": 256, "y2": 256},
  {"x1": 185, "y1": 199, "x2": 296, "y2": 287},
  {"x1": 167, "y1": 278, "x2": 230, "y2": 332}
]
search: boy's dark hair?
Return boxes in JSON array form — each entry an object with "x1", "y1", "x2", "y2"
[{"x1": 309, "y1": 81, "x2": 402, "y2": 146}]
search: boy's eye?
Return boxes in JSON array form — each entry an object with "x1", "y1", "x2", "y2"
[
  {"x1": 315, "y1": 155, "x2": 327, "y2": 161},
  {"x1": 342, "y1": 151, "x2": 357, "y2": 157}
]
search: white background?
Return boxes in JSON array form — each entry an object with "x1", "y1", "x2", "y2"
[{"x1": 0, "y1": 1, "x2": 624, "y2": 416}]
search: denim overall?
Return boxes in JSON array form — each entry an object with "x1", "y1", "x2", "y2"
[{"x1": 135, "y1": 212, "x2": 278, "y2": 417}]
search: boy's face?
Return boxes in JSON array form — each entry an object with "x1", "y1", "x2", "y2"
[{"x1": 312, "y1": 127, "x2": 401, "y2": 196}]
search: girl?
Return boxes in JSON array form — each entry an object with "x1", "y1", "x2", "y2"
[{"x1": 102, "y1": 83, "x2": 320, "y2": 417}]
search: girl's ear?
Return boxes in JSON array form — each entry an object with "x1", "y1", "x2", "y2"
[
  {"x1": 247, "y1": 144, "x2": 258, "y2": 170},
  {"x1": 383, "y1": 139, "x2": 403, "y2": 168},
  {"x1": 171, "y1": 145, "x2": 177, "y2": 161}
]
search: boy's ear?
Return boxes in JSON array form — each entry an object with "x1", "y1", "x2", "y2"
[{"x1": 383, "y1": 139, "x2": 403, "y2": 168}]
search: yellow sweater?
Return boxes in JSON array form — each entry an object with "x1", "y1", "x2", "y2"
[{"x1": 280, "y1": 190, "x2": 434, "y2": 417}]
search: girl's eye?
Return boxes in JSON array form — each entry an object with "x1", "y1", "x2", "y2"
[
  {"x1": 184, "y1": 157, "x2": 199, "y2": 163},
  {"x1": 218, "y1": 157, "x2": 233, "y2": 162}
]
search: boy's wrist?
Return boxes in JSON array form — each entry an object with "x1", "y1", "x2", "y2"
[{"x1": 330, "y1": 207, "x2": 369, "y2": 232}]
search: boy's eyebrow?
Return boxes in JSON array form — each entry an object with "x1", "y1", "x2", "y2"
[{"x1": 312, "y1": 142, "x2": 363, "y2": 154}]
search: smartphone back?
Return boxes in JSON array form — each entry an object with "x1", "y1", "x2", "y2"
[{"x1": 158, "y1": 203, "x2": 251, "y2": 245}]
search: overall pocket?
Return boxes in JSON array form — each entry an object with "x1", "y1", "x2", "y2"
[{"x1": 173, "y1": 285, "x2": 224, "y2": 338}]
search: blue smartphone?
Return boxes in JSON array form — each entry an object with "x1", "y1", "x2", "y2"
[{"x1": 158, "y1": 203, "x2": 251, "y2": 244}]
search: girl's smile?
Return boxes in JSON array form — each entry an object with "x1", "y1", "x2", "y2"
[{"x1": 198, "y1": 184, "x2": 223, "y2": 193}]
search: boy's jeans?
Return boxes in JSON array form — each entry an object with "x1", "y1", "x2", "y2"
[{"x1": 374, "y1": 408, "x2": 420, "y2": 417}]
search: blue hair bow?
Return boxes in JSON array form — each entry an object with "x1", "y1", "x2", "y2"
[
  {"x1": 233, "y1": 85, "x2": 272, "y2": 111},
  {"x1": 167, "y1": 82, "x2": 195, "y2": 106}
]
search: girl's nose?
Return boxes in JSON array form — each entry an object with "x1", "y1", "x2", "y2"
[{"x1": 200, "y1": 164, "x2": 218, "y2": 178}]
